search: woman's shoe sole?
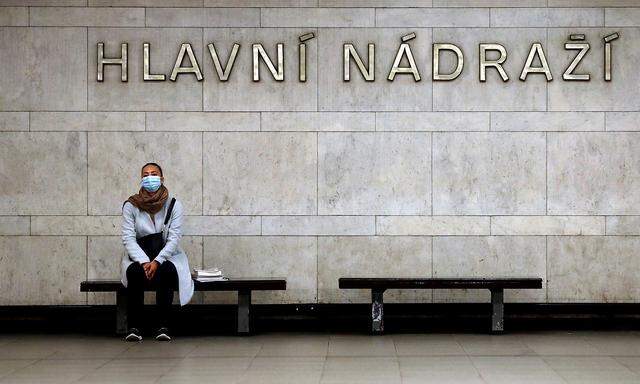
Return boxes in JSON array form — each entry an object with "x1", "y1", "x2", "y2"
[
  {"x1": 125, "y1": 333, "x2": 142, "y2": 342},
  {"x1": 155, "y1": 333, "x2": 171, "y2": 341}
]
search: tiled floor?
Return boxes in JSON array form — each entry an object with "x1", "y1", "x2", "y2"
[{"x1": 0, "y1": 331, "x2": 639, "y2": 383}]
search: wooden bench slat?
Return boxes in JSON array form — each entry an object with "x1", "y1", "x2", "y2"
[
  {"x1": 339, "y1": 277, "x2": 542, "y2": 290},
  {"x1": 339, "y1": 276, "x2": 543, "y2": 334},
  {"x1": 80, "y1": 278, "x2": 286, "y2": 292},
  {"x1": 81, "y1": 278, "x2": 287, "y2": 335}
]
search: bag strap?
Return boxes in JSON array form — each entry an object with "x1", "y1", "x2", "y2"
[{"x1": 163, "y1": 197, "x2": 176, "y2": 226}]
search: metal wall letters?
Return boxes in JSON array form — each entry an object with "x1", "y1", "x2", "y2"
[{"x1": 96, "y1": 31, "x2": 620, "y2": 83}]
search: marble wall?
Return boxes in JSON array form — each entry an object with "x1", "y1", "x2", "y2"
[{"x1": 1, "y1": 0, "x2": 639, "y2": 306}]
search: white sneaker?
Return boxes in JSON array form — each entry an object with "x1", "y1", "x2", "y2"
[
  {"x1": 124, "y1": 328, "x2": 142, "y2": 342},
  {"x1": 155, "y1": 327, "x2": 171, "y2": 341}
]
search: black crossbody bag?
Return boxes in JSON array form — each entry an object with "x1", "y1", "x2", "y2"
[{"x1": 123, "y1": 198, "x2": 176, "y2": 261}]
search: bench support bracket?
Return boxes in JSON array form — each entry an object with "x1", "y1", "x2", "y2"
[
  {"x1": 116, "y1": 288, "x2": 128, "y2": 335},
  {"x1": 237, "y1": 289, "x2": 252, "y2": 335},
  {"x1": 490, "y1": 288, "x2": 504, "y2": 333},
  {"x1": 371, "y1": 288, "x2": 385, "y2": 335}
]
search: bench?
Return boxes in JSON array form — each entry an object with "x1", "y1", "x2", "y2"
[
  {"x1": 339, "y1": 277, "x2": 543, "y2": 334},
  {"x1": 80, "y1": 278, "x2": 286, "y2": 335}
]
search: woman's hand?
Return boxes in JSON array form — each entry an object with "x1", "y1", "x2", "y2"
[{"x1": 142, "y1": 260, "x2": 160, "y2": 280}]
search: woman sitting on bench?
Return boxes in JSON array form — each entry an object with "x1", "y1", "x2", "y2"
[{"x1": 120, "y1": 162, "x2": 194, "y2": 342}]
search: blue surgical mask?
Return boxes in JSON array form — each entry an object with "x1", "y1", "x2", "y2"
[{"x1": 141, "y1": 175, "x2": 162, "y2": 192}]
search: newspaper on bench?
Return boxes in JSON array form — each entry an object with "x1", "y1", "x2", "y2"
[{"x1": 191, "y1": 267, "x2": 228, "y2": 282}]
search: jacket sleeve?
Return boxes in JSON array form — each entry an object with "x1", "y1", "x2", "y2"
[
  {"x1": 154, "y1": 199, "x2": 183, "y2": 265},
  {"x1": 122, "y1": 202, "x2": 150, "y2": 264}
]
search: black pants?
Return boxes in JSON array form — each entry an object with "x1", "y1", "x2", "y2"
[{"x1": 125, "y1": 260, "x2": 178, "y2": 331}]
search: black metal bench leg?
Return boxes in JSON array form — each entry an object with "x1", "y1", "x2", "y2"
[
  {"x1": 116, "y1": 289, "x2": 128, "y2": 335},
  {"x1": 490, "y1": 288, "x2": 504, "y2": 334},
  {"x1": 371, "y1": 289, "x2": 385, "y2": 335},
  {"x1": 237, "y1": 289, "x2": 251, "y2": 335}
]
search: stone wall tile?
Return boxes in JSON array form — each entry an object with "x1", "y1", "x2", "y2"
[
  {"x1": 30, "y1": 7, "x2": 145, "y2": 27},
  {"x1": 203, "y1": 28, "x2": 317, "y2": 111},
  {"x1": 0, "y1": 236, "x2": 86, "y2": 305},
  {"x1": 548, "y1": 0, "x2": 639, "y2": 6},
  {"x1": 548, "y1": 132, "x2": 640, "y2": 214},
  {"x1": 262, "y1": 8, "x2": 374, "y2": 27},
  {"x1": 146, "y1": 8, "x2": 260, "y2": 27},
  {"x1": 88, "y1": 132, "x2": 202, "y2": 215},
  {"x1": 203, "y1": 132, "x2": 317, "y2": 215},
  {"x1": 0, "y1": 217, "x2": 30, "y2": 235},
  {"x1": 321, "y1": 0, "x2": 432, "y2": 6},
  {"x1": 0, "y1": 113, "x2": 28, "y2": 131},
  {"x1": 88, "y1": 28, "x2": 203, "y2": 111},
  {"x1": 433, "y1": 132, "x2": 546, "y2": 215},
  {"x1": 433, "y1": 236, "x2": 546, "y2": 302},
  {"x1": 433, "y1": 0, "x2": 545, "y2": 6},
  {"x1": 548, "y1": 236, "x2": 640, "y2": 302},
  {"x1": 317, "y1": 236, "x2": 432, "y2": 303},
  {"x1": 0, "y1": 27, "x2": 86, "y2": 111},
  {"x1": 547, "y1": 28, "x2": 640, "y2": 111},
  {"x1": 30, "y1": 112, "x2": 145, "y2": 131},
  {"x1": 432, "y1": 28, "x2": 547, "y2": 111},
  {"x1": 0, "y1": 132, "x2": 87, "y2": 215},
  {"x1": 606, "y1": 112, "x2": 640, "y2": 131},
  {"x1": 606, "y1": 8, "x2": 640, "y2": 26},
  {"x1": 90, "y1": 0, "x2": 202, "y2": 6},
  {"x1": 182, "y1": 216, "x2": 261, "y2": 235},
  {"x1": 492, "y1": 216, "x2": 605, "y2": 235},
  {"x1": 377, "y1": 216, "x2": 489, "y2": 236},
  {"x1": 376, "y1": 112, "x2": 489, "y2": 132},
  {"x1": 31, "y1": 216, "x2": 119, "y2": 236},
  {"x1": 0, "y1": 7, "x2": 27, "y2": 26},
  {"x1": 606, "y1": 216, "x2": 640, "y2": 235},
  {"x1": 491, "y1": 112, "x2": 604, "y2": 132},
  {"x1": 491, "y1": 8, "x2": 603, "y2": 27},
  {"x1": 261, "y1": 112, "x2": 374, "y2": 132},
  {"x1": 206, "y1": 0, "x2": 316, "y2": 6},
  {"x1": 147, "y1": 112, "x2": 259, "y2": 132},
  {"x1": 262, "y1": 216, "x2": 375, "y2": 235},
  {"x1": 203, "y1": 236, "x2": 317, "y2": 304},
  {"x1": 318, "y1": 28, "x2": 432, "y2": 112},
  {"x1": 319, "y1": 132, "x2": 431, "y2": 215},
  {"x1": 376, "y1": 8, "x2": 489, "y2": 27}
]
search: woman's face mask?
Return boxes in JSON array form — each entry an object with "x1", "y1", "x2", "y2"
[{"x1": 141, "y1": 175, "x2": 162, "y2": 192}]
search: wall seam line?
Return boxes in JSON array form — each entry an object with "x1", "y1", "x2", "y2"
[
  {"x1": 316, "y1": 235, "x2": 319, "y2": 303},
  {"x1": 316, "y1": 27, "x2": 319, "y2": 112},
  {"x1": 201, "y1": 27, "x2": 204, "y2": 111},
  {"x1": 430, "y1": 131, "x2": 434, "y2": 215},
  {"x1": 86, "y1": 131, "x2": 89, "y2": 216},
  {"x1": 316, "y1": 132, "x2": 319, "y2": 215},
  {"x1": 545, "y1": 27, "x2": 549, "y2": 112},
  {"x1": 431, "y1": 27, "x2": 434, "y2": 112},
  {"x1": 86, "y1": 26, "x2": 89, "y2": 112},
  {"x1": 545, "y1": 235, "x2": 548, "y2": 302},
  {"x1": 86, "y1": 235, "x2": 89, "y2": 305},
  {"x1": 545, "y1": 132, "x2": 548, "y2": 215},
  {"x1": 201, "y1": 132, "x2": 204, "y2": 215},
  {"x1": 430, "y1": 235, "x2": 434, "y2": 303}
]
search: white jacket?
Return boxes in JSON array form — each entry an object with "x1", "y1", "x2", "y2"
[{"x1": 120, "y1": 195, "x2": 194, "y2": 306}]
